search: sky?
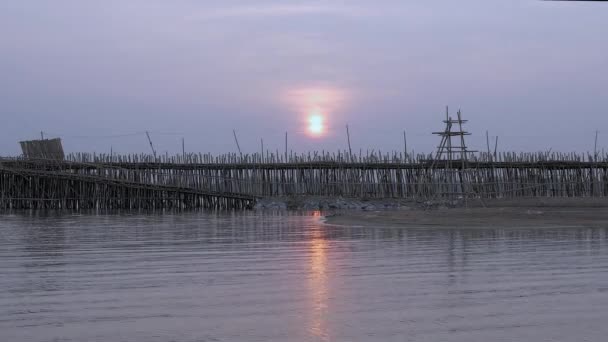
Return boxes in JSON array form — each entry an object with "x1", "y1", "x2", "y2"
[{"x1": 1, "y1": 0, "x2": 607, "y2": 156}]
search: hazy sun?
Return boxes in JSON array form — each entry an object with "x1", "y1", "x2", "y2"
[
  {"x1": 282, "y1": 85, "x2": 348, "y2": 139},
  {"x1": 308, "y1": 111, "x2": 324, "y2": 136}
]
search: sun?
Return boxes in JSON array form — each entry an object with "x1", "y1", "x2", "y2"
[
  {"x1": 282, "y1": 86, "x2": 347, "y2": 139},
  {"x1": 308, "y1": 111, "x2": 324, "y2": 136}
]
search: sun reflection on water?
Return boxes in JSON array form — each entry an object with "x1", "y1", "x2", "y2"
[{"x1": 308, "y1": 217, "x2": 330, "y2": 341}]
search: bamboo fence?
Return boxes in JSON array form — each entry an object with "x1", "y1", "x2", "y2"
[{"x1": 1, "y1": 149, "x2": 608, "y2": 209}]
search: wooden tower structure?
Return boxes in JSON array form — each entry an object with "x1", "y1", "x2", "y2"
[
  {"x1": 431, "y1": 107, "x2": 476, "y2": 200},
  {"x1": 433, "y1": 107, "x2": 475, "y2": 163}
]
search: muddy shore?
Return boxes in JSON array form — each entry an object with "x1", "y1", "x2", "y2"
[{"x1": 323, "y1": 198, "x2": 608, "y2": 228}]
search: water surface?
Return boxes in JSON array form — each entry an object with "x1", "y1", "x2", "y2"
[{"x1": 1, "y1": 211, "x2": 608, "y2": 341}]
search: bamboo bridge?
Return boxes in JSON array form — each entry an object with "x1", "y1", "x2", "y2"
[{"x1": 2, "y1": 150, "x2": 608, "y2": 210}]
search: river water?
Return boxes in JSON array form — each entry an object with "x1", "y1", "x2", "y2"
[{"x1": 1, "y1": 211, "x2": 608, "y2": 342}]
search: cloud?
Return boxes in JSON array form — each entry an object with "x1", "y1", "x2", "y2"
[{"x1": 190, "y1": 3, "x2": 363, "y2": 21}]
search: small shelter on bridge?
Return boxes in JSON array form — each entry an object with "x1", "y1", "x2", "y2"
[{"x1": 19, "y1": 138, "x2": 65, "y2": 160}]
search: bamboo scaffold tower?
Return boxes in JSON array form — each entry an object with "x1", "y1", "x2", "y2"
[{"x1": 431, "y1": 107, "x2": 477, "y2": 200}]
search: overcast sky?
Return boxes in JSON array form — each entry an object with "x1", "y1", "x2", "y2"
[{"x1": 1, "y1": 1, "x2": 606, "y2": 156}]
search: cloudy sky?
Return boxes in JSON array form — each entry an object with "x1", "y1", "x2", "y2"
[{"x1": 1, "y1": 1, "x2": 606, "y2": 156}]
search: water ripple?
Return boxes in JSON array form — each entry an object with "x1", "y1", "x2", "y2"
[{"x1": 1, "y1": 211, "x2": 608, "y2": 341}]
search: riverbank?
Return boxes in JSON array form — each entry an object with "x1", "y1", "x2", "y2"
[{"x1": 323, "y1": 197, "x2": 608, "y2": 228}]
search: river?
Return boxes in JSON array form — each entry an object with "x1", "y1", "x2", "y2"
[{"x1": 1, "y1": 211, "x2": 608, "y2": 341}]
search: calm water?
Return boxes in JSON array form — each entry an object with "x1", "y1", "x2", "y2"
[{"x1": 1, "y1": 211, "x2": 608, "y2": 342}]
